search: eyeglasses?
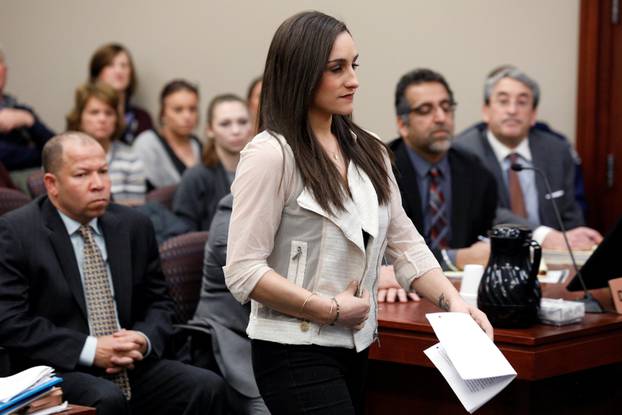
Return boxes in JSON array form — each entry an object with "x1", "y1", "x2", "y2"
[
  {"x1": 406, "y1": 101, "x2": 457, "y2": 117},
  {"x1": 490, "y1": 96, "x2": 533, "y2": 110}
]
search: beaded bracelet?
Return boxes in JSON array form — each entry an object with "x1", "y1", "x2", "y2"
[{"x1": 330, "y1": 297, "x2": 340, "y2": 326}]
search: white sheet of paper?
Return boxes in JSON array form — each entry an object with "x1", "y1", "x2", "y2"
[
  {"x1": 424, "y1": 312, "x2": 517, "y2": 413},
  {"x1": 424, "y1": 344, "x2": 515, "y2": 413},
  {"x1": 426, "y1": 312, "x2": 516, "y2": 379}
]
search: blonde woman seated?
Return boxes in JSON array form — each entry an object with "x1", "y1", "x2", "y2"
[
  {"x1": 134, "y1": 80, "x2": 202, "y2": 188},
  {"x1": 173, "y1": 94, "x2": 252, "y2": 231},
  {"x1": 66, "y1": 82, "x2": 146, "y2": 205}
]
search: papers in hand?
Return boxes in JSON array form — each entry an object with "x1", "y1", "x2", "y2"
[{"x1": 424, "y1": 313, "x2": 516, "y2": 413}]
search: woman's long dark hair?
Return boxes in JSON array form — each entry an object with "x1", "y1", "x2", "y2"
[{"x1": 259, "y1": 11, "x2": 390, "y2": 215}]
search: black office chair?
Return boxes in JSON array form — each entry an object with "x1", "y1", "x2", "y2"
[
  {"x1": 0, "y1": 188, "x2": 31, "y2": 216},
  {"x1": 159, "y1": 231, "x2": 209, "y2": 323},
  {"x1": 146, "y1": 185, "x2": 177, "y2": 211},
  {"x1": 159, "y1": 231, "x2": 213, "y2": 361},
  {"x1": 26, "y1": 170, "x2": 46, "y2": 199}
]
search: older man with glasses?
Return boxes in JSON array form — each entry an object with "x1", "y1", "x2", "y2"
[
  {"x1": 379, "y1": 68, "x2": 498, "y2": 303},
  {"x1": 454, "y1": 66, "x2": 602, "y2": 251}
]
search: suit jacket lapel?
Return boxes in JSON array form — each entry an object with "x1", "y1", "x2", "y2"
[
  {"x1": 393, "y1": 140, "x2": 424, "y2": 231},
  {"x1": 448, "y1": 149, "x2": 469, "y2": 247},
  {"x1": 480, "y1": 130, "x2": 510, "y2": 206},
  {"x1": 99, "y1": 210, "x2": 132, "y2": 326},
  {"x1": 528, "y1": 132, "x2": 550, "y2": 223},
  {"x1": 42, "y1": 199, "x2": 88, "y2": 319}
]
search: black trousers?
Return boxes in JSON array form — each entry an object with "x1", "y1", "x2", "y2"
[
  {"x1": 60, "y1": 357, "x2": 227, "y2": 415},
  {"x1": 251, "y1": 339, "x2": 369, "y2": 415}
]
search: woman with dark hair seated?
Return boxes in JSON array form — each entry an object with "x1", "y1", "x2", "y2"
[
  {"x1": 173, "y1": 94, "x2": 252, "y2": 231},
  {"x1": 66, "y1": 82, "x2": 146, "y2": 205},
  {"x1": 89, "y1": 43, "x2": 153, "y2": 144},
  {"x1": 134, "y1": 80, "x2": 202, "y2": 188}
]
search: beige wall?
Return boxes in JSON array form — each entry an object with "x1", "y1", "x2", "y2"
[{"x1": 0, "y1": 0, "x2": 580, "y2": 143}]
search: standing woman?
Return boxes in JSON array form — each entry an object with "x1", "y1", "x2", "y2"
[
  {"x1": 224, "y1": 11, "x2": 493, "y2": 414},
  {"x1": 173, "y1": 94, "x2": 252, "y2": 231},
  {"x1": 89, "y1": 43, "x2": 153, "y2": 144},
  {"x1": 134, "y1": 80, "x2": 202, "y2": 188},
  {"x1": 66, "y1": 82, "x2": 146, "y2": 205}
]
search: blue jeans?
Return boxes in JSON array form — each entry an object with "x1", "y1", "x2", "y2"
[{"x1": 251, "y1": 339, "x2": 369, "y2": 415}]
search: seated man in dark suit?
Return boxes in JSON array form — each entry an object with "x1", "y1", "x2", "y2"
[
  {"x1": 0, "y1": 46, "x2": 54, "y2": 172},
  {"x1": 454, "y1": 66, "x2": 602, "y2": 250},
  {"x1": 460, "y1": 64, "x2": 588, "y2": 217},
  {"x1": 381, "y1": 68, "x2": 498, "y2": 302},
  {"x1": 0, "y1": 132, "x2": 226, "y2": 414}
]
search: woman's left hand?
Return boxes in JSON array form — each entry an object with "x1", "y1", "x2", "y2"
[{"x1": 449, "y1": 300, "x2": 494, "y2": 340}]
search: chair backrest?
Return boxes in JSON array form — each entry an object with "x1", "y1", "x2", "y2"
[
  {"x1": 0, "y1": 162, "x2": 17, "y2": 190},
  {"x1": 0, "y1": 188, "x2": 31, "y2": 216},
  {"x1": 146, "y1": 185, "x2": 177, "y2": 210},
  {"x1": 26, "y1": 170, "x2": 46, "y2": 199},
  {"x1": 159, "y1": 231, "x2": 209, "y2": 324}
]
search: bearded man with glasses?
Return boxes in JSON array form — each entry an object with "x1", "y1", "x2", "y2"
[{"x1": 379, "y1": 68, "x2": 498, "y2": 303}]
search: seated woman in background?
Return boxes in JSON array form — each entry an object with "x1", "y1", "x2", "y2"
[
  {"x1": 134, "y1": 79, "x2": 202, "y2": 188},
  {"x1": 89, "y1": 43, "x2": 153, "y2": 144},
  {"x1": 173, "y1": 94, "x2": 252, "y2": 231},
  {"x1": 66, "y1": 82, "x2": 146, "y2": 205}
]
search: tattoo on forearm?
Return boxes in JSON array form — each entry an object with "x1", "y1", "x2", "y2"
[{"x1": 438, "y1": 293, "x2": 450, "y2": 311}]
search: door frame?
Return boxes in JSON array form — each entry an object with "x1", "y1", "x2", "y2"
[{"x1": 576, "y1": 0, "x2": 619, "y2": 232}]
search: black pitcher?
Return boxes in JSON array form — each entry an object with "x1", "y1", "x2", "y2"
[{"x1": 477, "y1": 224, "x2": 542, "y2": 328}]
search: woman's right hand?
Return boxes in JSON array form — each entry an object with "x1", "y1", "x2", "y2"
[{"x1": 333, "y1": 280, "x2": 370, "y2": 330}]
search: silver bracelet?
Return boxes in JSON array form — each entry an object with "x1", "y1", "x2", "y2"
[{"x1": 441, "y1": 249, "x2": 459, "y2": 272}]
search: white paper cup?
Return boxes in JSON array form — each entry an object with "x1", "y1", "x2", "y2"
[{"x1": 460, "y1": 264, "x2": 485, "y2": 299}]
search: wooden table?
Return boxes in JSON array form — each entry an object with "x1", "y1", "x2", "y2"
[
  {"x1": 63, "y1": 404, "x2": 96, "y2": 414},
  {"x1": 366, "y1": 283, "x2": 622, "y2": 414}
]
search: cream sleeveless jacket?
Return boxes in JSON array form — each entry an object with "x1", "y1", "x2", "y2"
[{"x1": 224, "y1": 131, "x2": 440, "y2": 352}]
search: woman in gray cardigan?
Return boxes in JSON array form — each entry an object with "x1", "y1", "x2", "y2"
[{"x1": 134, "y1": 80, "x2": 202, "y2": 188}]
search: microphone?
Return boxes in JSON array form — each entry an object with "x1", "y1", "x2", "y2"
[{"x1": 511, "y1": 163, "x2": 604, "y2": 313}]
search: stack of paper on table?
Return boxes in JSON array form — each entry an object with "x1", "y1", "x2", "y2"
[
  {"x1": 543, "y1": 248, "x2": 594, "y2": 266},
  {"x1": 0, "y1": 366, "x2": 65, "y2": 414},
  {"x1": 424, "y1": 313, "x2": 517, "y2": 413}
]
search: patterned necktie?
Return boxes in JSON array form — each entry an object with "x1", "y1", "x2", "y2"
[
  {"x1": 79, "y1": 225, "x2": 132, "y2": 400},
  {"x1": 507, "y1": 153, "x2": 528, "y2": 218},
  {"x1": 427, "y1": 167, "x2": 449, "y2": 250}
]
